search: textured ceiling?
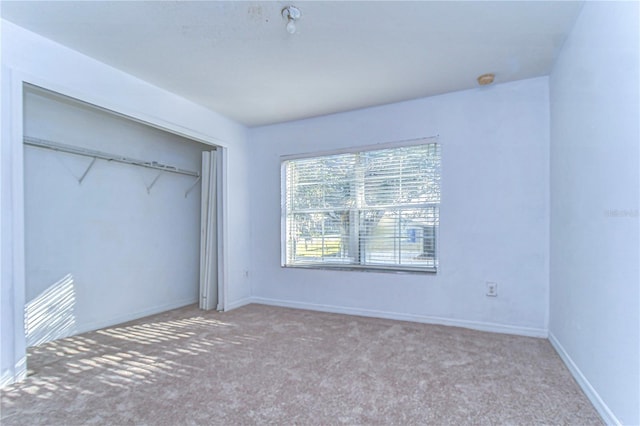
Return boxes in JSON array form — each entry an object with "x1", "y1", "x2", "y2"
[{"x1": 1, "y1": 1, "x2": 583, "y2": 127}]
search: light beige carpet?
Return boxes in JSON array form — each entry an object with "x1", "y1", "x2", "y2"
[{"x1": 1, "y1": 304, "x2": 602, "y2": 425}]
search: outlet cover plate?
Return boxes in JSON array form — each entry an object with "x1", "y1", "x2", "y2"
[{"x1": 486, "y1": 282, "x2": 498, "y2": 297}]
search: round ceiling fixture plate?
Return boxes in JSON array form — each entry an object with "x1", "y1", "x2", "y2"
[{"x1": 477, "y1": 73, "x2": 495, "y2": 86}]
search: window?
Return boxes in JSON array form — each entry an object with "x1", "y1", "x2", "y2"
[{"x1": 282, "y1": 139, "x2": 440, "y2": 272}]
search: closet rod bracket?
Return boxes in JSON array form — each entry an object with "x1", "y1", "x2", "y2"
[
  {"x1": 78, "y1": 157, "x2": 97, "y2": 185},
  {"x1": 146, "y1": 172, "x2": 162, "y2": 194},
  {"x1": 185, "y1": 176, "x2": 202, "y2": 198}
]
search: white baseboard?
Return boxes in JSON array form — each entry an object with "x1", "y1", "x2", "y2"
[
  {"x1": 74, "y1": 297, "x2": 198, "y2": 335},
  {"x1": 548, "y1": 332, "x2": 618, "y2": 425},
  {"x1": 249, "y1": 297, "x2": 548, "y2": 338},
  {"x1": 224, "y1": 297, "x2": 253, "y2": 311},
  {"x1": 1, "y1": 364, "x2": 27, "y2": 388}
]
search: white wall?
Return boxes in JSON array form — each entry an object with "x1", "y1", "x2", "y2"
[
  {"x1": 549, "y1": 2, "x2": 639, "y2": 425},
  {"x1": 23, "y1": 88, "x2": 211, "y2": 344},
  {"x1": 249, "y1": 77, "x2": 550, "y2": 336},
  {"x1": 1, "y1": 21, "x2": 251, "y2": 385}
]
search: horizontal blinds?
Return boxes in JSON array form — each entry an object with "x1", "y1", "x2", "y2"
[
  {"x1": 288, "y1": 154, "x2": 356, "y2": 211},
  {"x1": 362, "y1": 144, "x2": 440, "y2": 207},
  {"x1": 284, "y1": 142, "x2": 440, "y2": 271}
]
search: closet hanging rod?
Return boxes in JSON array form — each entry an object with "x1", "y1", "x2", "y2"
[{"x1": 24, "y1": 136, "x2": 200, "y2": 178}]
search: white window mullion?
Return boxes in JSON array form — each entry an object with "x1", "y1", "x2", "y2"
[{"x1": 354, "y1": 152, "x2": 365, "y2": 264}]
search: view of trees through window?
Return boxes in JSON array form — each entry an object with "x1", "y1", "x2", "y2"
[{"x1": 283, "y1": 141, "x2": 440, "y2": 272}]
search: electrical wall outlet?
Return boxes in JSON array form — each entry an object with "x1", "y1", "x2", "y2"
[{"x1": 486, "y1": 282, "x2": 498, "y2": 297}]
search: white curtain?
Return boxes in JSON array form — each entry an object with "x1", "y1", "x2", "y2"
[{"x1": 199, "y1": 150, "x2": 217, "y2": 310}]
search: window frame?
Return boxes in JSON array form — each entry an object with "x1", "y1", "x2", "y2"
[{"x1": 280, "y1": 137, "x2": 440, "y2": 274}]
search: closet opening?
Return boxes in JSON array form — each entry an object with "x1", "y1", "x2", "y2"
[{"x1": 21, "y1": 84, "x2": 224, "y2": 355}]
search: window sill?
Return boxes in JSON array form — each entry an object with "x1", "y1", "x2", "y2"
[{"x1": 281, "y1": 264, "x2": 437, "y2": 274}]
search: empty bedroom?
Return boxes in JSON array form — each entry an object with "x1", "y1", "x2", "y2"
[{"x1": 1, "y1": 1, "x2": 638, "y2": 425}]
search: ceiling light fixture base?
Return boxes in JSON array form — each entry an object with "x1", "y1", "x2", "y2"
[{"x1": 282, "y1": 6, "x2": 301, "y2": 34}]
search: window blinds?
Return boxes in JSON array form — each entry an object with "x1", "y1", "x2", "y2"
[{"x1": 282, "y1": 141, "x2": 441, "y2": 272}]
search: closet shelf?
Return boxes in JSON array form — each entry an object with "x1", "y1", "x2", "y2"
[{"x1": 24, "y1": 136, "x2": 200, "y2": 178}]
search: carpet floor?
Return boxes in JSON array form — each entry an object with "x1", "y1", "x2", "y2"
[{"x1": 1, "y1": 304, "x2": 602, "y2": 425}]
